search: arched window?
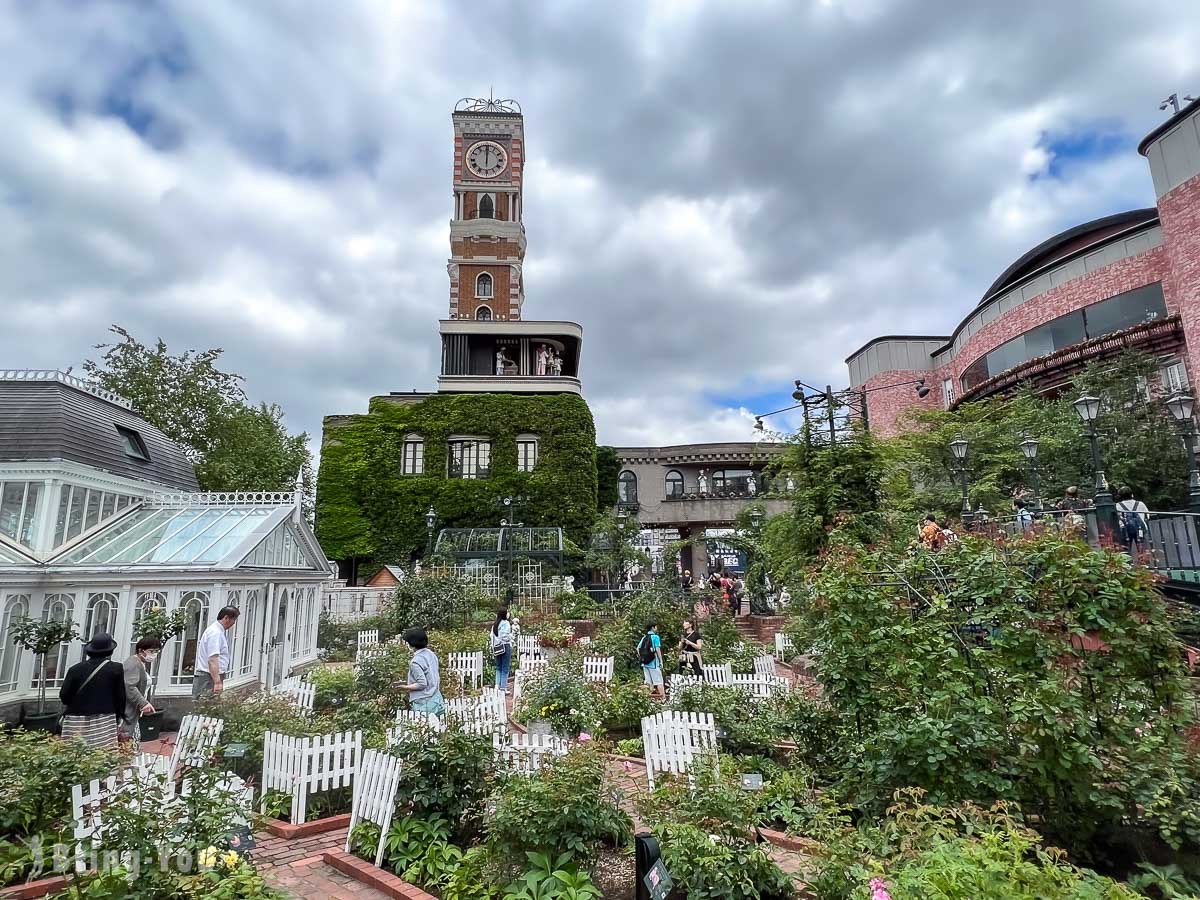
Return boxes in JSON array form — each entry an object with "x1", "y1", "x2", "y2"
[
  {"x1": 38, "y1": 593, "x2": 75, "y2": 688},
  {"x1": 665, "y1": 470, "x2": 684, "y2": 499},
  {"x1": 172, "y1": 591, "x2": 209, "y2": 686},
  {"x1": 0, "y1": 594, "x2": 29, "y2": 692},
  {"x1": 238, "y1": 588, "x2": 261, "y2": 677},
  {"x1": 478, "y1": 193, "x2": 494, "y2": 219},
  {"x1": 129, "y1": 591, "x2": 166, "y2": 656},
  {"x1": 618, "y1": 470, "x2": 638, "y2": 504},
  {"x1": 84, "y1": 592, "x2": 118, "y2": 640},
  {"x1": 476, "y1": 273, "x2": 493, "y2": 298},
  {"x1": 402, "y1": 434, "x2": 424, "y2": 475},
  {"x1": 475, "y1": 305, "x2": 492, "y2": 320}
]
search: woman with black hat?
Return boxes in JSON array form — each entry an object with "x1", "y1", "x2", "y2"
[{"x1": 59, "y1": 632, "x2": 126, "y2": 749}]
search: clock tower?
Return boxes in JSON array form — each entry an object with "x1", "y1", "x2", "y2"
[{"x1": 448, "y1": 96, "x2": 526, "y2": 321}]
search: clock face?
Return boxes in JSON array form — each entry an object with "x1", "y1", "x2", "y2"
[{"x1": 465, "y1": 140, "x2": 508, "y2": 179}]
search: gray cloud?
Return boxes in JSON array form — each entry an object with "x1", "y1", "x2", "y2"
[{"x1": 1, "y1": 0, "x2": 1198, "y2": 454}]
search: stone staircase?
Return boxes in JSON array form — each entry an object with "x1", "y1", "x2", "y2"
[{"x1": 734, "y1": 614, "x2": 788, "y2": 644}]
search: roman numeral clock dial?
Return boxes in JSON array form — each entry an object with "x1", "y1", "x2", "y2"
[{"x1": 465, "y1": 140, "x2": 508, "y2": 178}]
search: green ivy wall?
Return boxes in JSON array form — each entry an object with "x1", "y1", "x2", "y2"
[{"x1": 316, "y1": 392, "x2": 599, "y2": 568}]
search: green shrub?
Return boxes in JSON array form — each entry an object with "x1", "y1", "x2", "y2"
[
  {"x1": 590, "y1": 587, "x2": 688, "y2": 676},
  {"x1": 614, "y1": 737, "x2": 643, "y2": 758},
  {"x1": 596, "y1": 678, "x2": 661, "y2": 733},
  {"x1": 513, "y1": 652, "x2": 606, "y2": 737},
  {"x1": 351, "y1": 641, "x2": 414, "y2": 709},
  {"x1": 199, "y1": 691, "x2": 310, "y2": 778},
  {"x1": 558, "y1": 591, "x2": 599, "y2": 620},
  {"x1": 390, "y1": 725, "x2": 498, "y2": 843},
  {"x1": 503, "y1": 851, "x2": 604, "y2": 900},
  {"x1": 0, "y1": 729, "x2": 119, "y2": 842},
  {"x1": 308, "y1": 665, "x2": 356, "y2": 712},
  {"x1": 488, "y1": 744, "x2": 631, "y2": 859},
  {"x1": 317, "y1": 612, "x2": 390, "y2": 662},
  {"x1": 384, "y1": 575, "x2": 482, "y2": 633}
]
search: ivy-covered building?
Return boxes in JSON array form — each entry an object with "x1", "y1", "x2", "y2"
[{"x1": 316, "y1": 97, "x2": 598, "y2": 582}]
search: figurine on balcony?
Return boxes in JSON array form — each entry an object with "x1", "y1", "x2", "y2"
[
  {"x1": 698, "y1": 470, "x2": 709, "y2": 495},
  {"x1": 785, "y1": 474, "x2": 796, "y2": 493},
  {"x1": 495, "y1": 349, "x2": 512, "y2": 376},
  {"x1": 535, "y1": 344, "x2": 549, "y2": 376},
  {"x1": 550, "y1": 349, "x2": 563, "y2": 376},
  {"x1": 747, "y1": 474, "x2": 757, "y2": 496}
]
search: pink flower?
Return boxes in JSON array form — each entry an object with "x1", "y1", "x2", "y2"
[
  {"x1": 869, "y1": 878, "x2": 892, "y2": 900},
  {"x1": 1135, "y1": 728, "x2": 1143, "y2": 736},
  {"x1": 578, "y1": 732, "x2": 592, "y2": 742}
]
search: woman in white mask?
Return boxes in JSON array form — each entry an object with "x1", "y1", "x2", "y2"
[{"x1": 122, "y1": 636, "x2": 162, "y2": 751}]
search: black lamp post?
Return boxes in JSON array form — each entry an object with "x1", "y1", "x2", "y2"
[
  {"x1": 949, "y1": 434, "x2": 972, "y2": 528},
  {"x1": 1166, "y1": 392, "x2": 1200, "y2": 512},
  {"x1": 1019, "y1": 435, "x2": 1041, "y2": 512},
  {"x1": 749, "y1": 507, "x2": 764, "y2": 532},
  {"x1": 424, "y1": 506, "x2": 437, "y2": 557},
  {"x1": 1073, "y1": 394, "x2": 1116, "y2": 529}
]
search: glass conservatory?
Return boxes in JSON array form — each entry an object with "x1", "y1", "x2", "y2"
[{"x1": 0, "y1": 492, "x2": 331, "y2": 715}]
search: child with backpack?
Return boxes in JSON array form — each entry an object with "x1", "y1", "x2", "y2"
[
  {"x1": 637, "y1": 622, "x2": 664, "y2": 699},
  {"x1": 1116, "y1": 486, "x2": 1149, "y2": 554}
]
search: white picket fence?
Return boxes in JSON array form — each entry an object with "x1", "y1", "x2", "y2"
[
  {"x1": 386, "y1": 709, "x2": 446, "y2": 746},
  {"x1": 516, "y1": 634, "x2": 542, "y2": 658},
  {"x1": 136, "y1": 714, "x2": 224, "y2": 780},
  {"x1": 444, "y1": 687, "x2": 507, "y2": 736},
  {"x1": 346, "y1": 749, "x2": 403, "y2": 868},
  {"x1": 261, "y1": 729, "x2": 362, "y2": 824},
  {"x1": 702, "y1": 663, "x2": 733, "y2": 686},
  {"x1": 582, "y1": 655, "x2": 615, "y2": 684},
  {"x1": 354, "y1": 645, "x2": 388, "y2": 671},
  {"x1": 447, "y1": 651, "x2": 485, "y2": 691},
  {"x1": 774, "y1": 632, "x2": 795, "y2": 661},
  {"x1": 730, "y1": 673, "x2": 789, "y2": 699},
  {"x1": 668, "y1": 673, "x2": 702, "y2": 698},
  {"x1": 641, "y1": 710, "x2": 719, "y2": 790},
  {"x1": 754, "y1": 655, "x2": 777, "y2": 677},
  {"x1": 492, "y1": 732, "x2": 569, "y2": 774},
  {"x1": 357, "y1": 629, "x2": 380, "y2": 650},
  {"x1": 274, "y1": 675, "x2": 316, "y2": 713}
]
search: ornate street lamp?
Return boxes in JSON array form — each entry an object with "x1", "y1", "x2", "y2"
[
  {"x1": 949, "y1": 435, "x2": 972, "y2": 528},
  {"x1": 1166, "y1": 393, "x2": 1200, "y2": 512},
  {"x1": 424, "y1": 506, "x2": 437, "y2": 557},
  {"x1": 1072, "y1": 394, "x2": 1115, "y2": 528},
  {"x1": 749, "y1": 508, "x2": 764, "y2": 532},
  {"x1": 616, "y1": 509, "x2": 628, "y2": 532},
  {"x1": 1019, "y1": 435, "x2": 1041, "y2": 511}
]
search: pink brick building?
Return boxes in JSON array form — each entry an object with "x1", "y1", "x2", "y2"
[{"x1": 847, "y1": 101, "x2": 1200, "y2": 437}]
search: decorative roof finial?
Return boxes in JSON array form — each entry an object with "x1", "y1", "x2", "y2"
[{"x1": 455, "y1": 95, "x2": 521, "y2": 114}]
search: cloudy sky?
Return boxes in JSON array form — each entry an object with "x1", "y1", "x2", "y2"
[{"x1": 3, "y1": 1, "x2": 1199, "y2": 453}]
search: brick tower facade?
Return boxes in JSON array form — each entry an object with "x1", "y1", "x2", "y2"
[{"x1": 448, "y1": 97, "x2": 526, "y2": 322}]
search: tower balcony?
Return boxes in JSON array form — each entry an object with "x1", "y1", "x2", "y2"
[{"x1": 437, "y1": 319, "x2": 583, "y2": 395}]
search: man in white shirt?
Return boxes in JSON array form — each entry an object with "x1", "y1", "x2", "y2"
[{"x1": 191, "y1": 606, "x2": 240, "y2": 701}]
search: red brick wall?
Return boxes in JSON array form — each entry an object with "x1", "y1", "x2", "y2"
[
  {"x1": 862, "y1": 369, "x2": 944, "y2": 438},
  {"x1": 1156, "y1": 173, "x2": 1200, "y2": 385},
  {"x1": 458, "y1": 264, "x2": 510, "y2": 318}
]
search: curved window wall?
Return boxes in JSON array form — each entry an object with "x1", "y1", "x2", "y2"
[{"x1": 960, "y1": 283, "x2": 1167, "y2": 392}]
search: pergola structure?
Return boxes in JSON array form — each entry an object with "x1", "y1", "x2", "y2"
[{"x1": 434, "y1": 526, "x2": 565, "y2": 573}]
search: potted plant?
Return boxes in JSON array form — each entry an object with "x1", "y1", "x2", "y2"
[
  {"x1": 536, "y1": 623, "x2": 576, "y2": 661},
  {"x1": 11, "y1": 615, "x2": 79, "y2": 732},
  {"x1": 135, "y1": 605, "x2": 189, "y2": 740}
]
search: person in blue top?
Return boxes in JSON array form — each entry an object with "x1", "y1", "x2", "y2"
[
  {"x1": 491, "y1": 606, "x2": 513, "y2": 690},
  {"x1": 639, "y1": 622, "x2": 665, "y2": 699}
]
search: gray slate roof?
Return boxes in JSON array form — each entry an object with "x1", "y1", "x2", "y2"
[{"x1": 0, "y1": 377, "x2": 198, "y2": 490}]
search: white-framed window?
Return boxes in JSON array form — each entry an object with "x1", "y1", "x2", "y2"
[
  {"x1": 448, "y1": 438, "x2": 492, "y2": 479},
  {"x1": 516, "y1": 435, "x2": 539, "y2": 473},
  {"x1": 36, "y1": 593, "x2": 75, "y2": 688},
  {"x1": 225, "y1": 589, "x2": 242, "y2": 672},
  {"x1": 476, "y1": 272, "x2": 493, "y2": 298},
  {"x1": 0, "y1": 481, "x2": 43, "y2": 547},
  {"x1": 1163, "y1": 360, "x2": 1191, "y2": 393},
  {"x1": 665, "y1": 470, "x2": 684, "y2": 499},
  {"x1": 238, "y1": 588, "x2": 261, "y2": 677},
  {"x1": 129, "y1": 591, "x2": 167, "y2": 656},
  {"x1": 84, "y1": 592, "x2": 118, "y2": 640},
  {"x1": 402, "y1": 435, "x2": 425, "y2": 475},
  {"x1": 0, "y1": 594, "x2": 29, "y2": 693},
  {"x1": 942, "y1": 378, "x2": 955, "y2": 408},
  {"x1": 53, "y1": 487, "x2": 138, "y2": 548},
  {"x1": 172, "y1": 590, "x2": 209, "y2": 686}
]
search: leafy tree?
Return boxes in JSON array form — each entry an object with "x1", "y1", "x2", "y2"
[
  {"x1": 595, "y1": 445, "x2": 620, "y2": 511},
  {"x1": 882, "y1": 350, "x2": 1188, "y2": 522},
  {"x1": 83, "y1": 325, "x2": 312, "y2": 502}
]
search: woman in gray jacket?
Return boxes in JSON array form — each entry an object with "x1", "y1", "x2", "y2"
[{"x1": 122, "y1": 636, "x2": 162, "y2": 750}]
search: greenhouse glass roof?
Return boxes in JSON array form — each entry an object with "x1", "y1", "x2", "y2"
[
  {"x1": 435, "y1": 527, "x2": 563, "y2": 556},
  {"x1": 54, "y1": 504, "x2": 303, "y2": 568},
  {"x1": 0, "y1": 536, "x2": 36, "y2": 565}
]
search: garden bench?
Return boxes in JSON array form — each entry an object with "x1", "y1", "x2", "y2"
[
  {"x1": 136, "y1": 713, "x2": 224, "y2": 780},
  {"x1": 641, "y1": 710, "x2": 719, "y2": 790},
  {"x1": 346, "y1": 749, "x2": 403, "y2": 867}
]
